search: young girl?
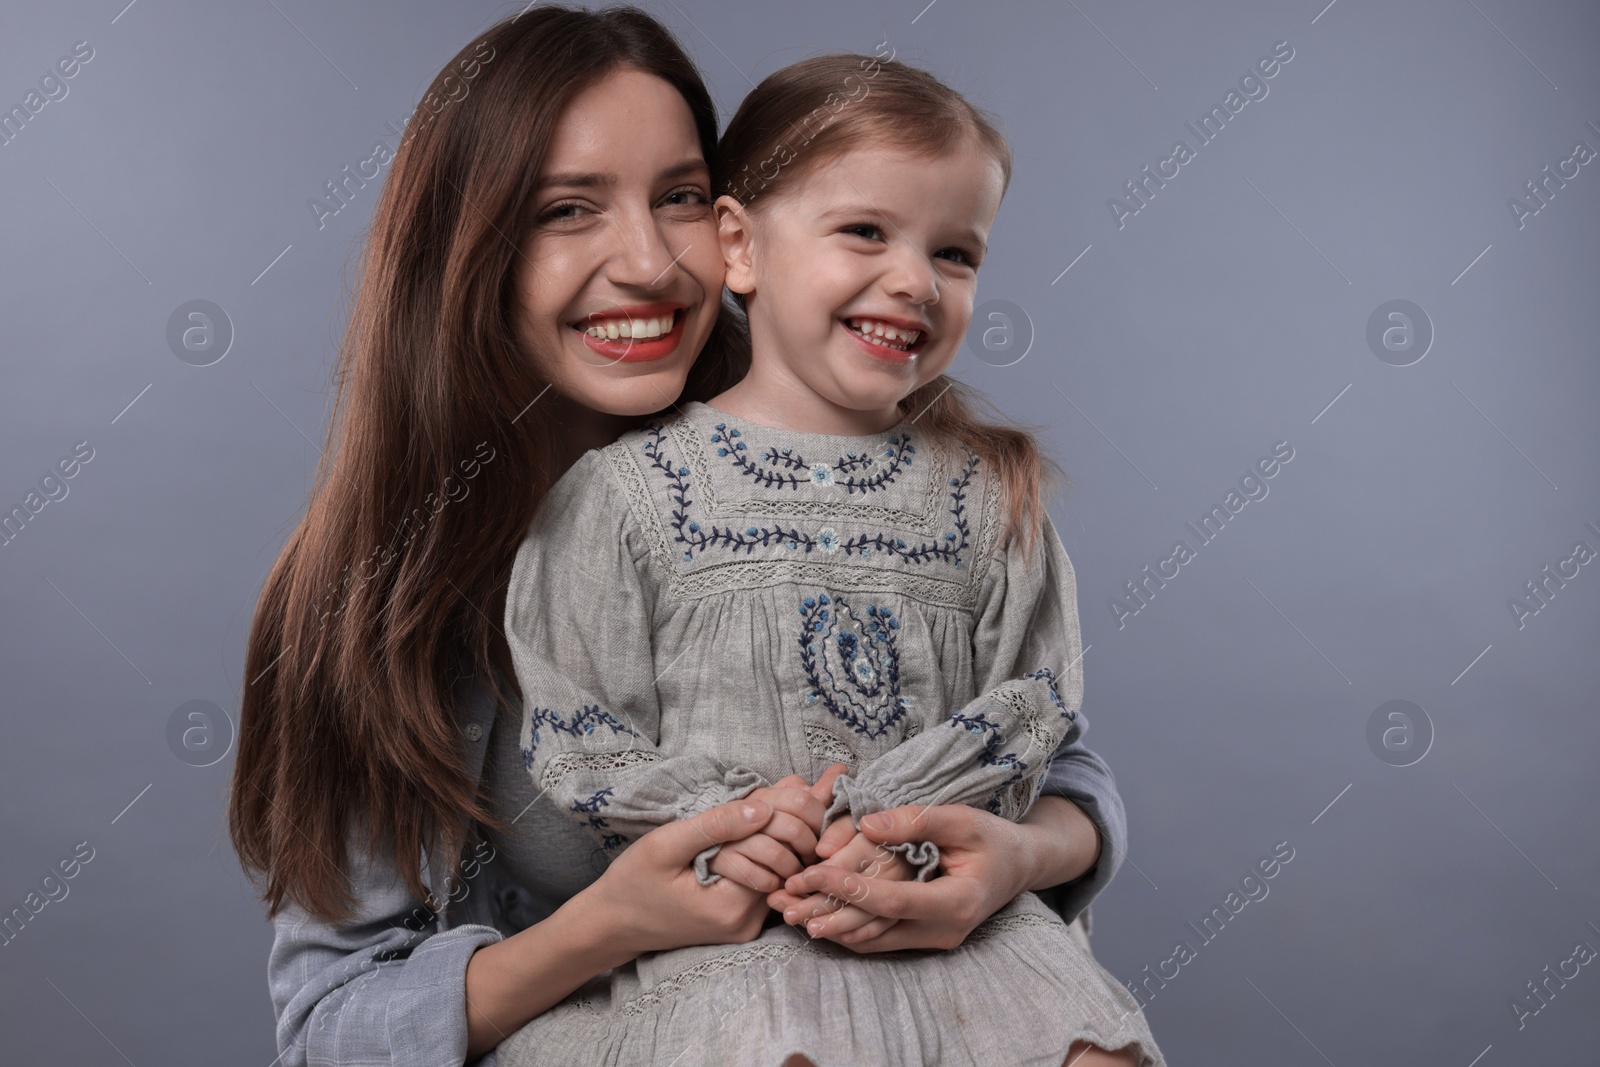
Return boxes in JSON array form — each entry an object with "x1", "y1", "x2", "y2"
[{"x1": 496, "y1": 55, "x2": 1165, "y2": 1067}]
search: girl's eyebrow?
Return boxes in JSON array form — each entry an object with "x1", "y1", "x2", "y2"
[
  {"x1": 534, "y1": 158, "x2": 708, "y2": 191},
  {"x1": 817, "y1": 203, "x2": 881, "y2": 221},
  {"x1": 818, "y1": 204, "x2": 988, "y2": 254}
]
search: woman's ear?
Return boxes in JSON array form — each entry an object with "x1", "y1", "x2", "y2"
[{"x1": 715, "y1": 195, "x2": 757, "y2": 296}]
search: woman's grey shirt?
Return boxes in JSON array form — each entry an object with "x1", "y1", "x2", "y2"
[{"x1": 266, "y1": 494, "x2": 1129, "y2": 1065}]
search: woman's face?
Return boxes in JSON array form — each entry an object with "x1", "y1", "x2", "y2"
[{"x1": 514, "y1": 68, "x2": 725, "y2": 417}]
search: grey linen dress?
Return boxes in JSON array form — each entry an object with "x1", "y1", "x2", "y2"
[{"x1": 495, "y1": 400, "x2": 1165, "y2": 1067}]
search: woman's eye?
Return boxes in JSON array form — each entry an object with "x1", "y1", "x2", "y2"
[
  {"x1": 660, "y1": 187, "x2": 710, "y2": 208},
  {"x1": 538, "y1": 201, "x2": 589, "y2": 223}
]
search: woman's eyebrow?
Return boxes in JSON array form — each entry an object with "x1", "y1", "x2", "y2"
[
  {"x1": 657, "y1": 159, "x2": 709, "y2": 182},
  {"x1": 534, "y1": 158, "x2": 708, "y2": 191}
]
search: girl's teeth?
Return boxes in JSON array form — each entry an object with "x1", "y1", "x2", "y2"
[{"x1": 847, "y1": 318, "x2": 919, "y2": 349}]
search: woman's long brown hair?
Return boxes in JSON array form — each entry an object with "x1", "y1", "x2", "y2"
[
  {"x1": 714, "y1": 54, "x2": 1067, "y2": 555},
  {"x1": 228, "y1": 6, "x2": 749, "y2": 925}
]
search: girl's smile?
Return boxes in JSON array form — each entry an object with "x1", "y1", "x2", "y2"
[
  {"x1": 839, "y1": 313, "x2": 931, "y2": 363},
  {"x1": 712, "y1": 138, "x2": 1005, "y2": 436}
]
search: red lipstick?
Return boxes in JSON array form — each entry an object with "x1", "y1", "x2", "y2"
[{"x1": 572, "y1": 304, "x2": 688, "y2": 363}]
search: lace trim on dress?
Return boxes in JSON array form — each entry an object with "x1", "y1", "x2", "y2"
[
  {"x1": 539, "y1": 749, "x2": 663, "y2": 797},
  {"x1": 564, "y1": 905, "x2": 1067, "y2": 1018},
  {"x1": 963, "y1": 910, "x2": 1064, "y2": 942},
  {"x1": 802, "y1": 721, "x2": 858, "y2": 771},
  {"x1": 990, "y1": 683, "x2": 1062, "y2": 756}
]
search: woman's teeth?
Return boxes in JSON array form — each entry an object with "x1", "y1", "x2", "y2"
[
  {"x1": 581, "y1": 312, "x2": 675, "y2": 340},
  {"x1": 845, "y1": 318, "x2": 921, "y2": 350}
]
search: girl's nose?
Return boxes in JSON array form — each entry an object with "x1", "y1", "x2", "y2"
[{"x1": 883, "y1": 246, "x2": 940, "y2": 306}]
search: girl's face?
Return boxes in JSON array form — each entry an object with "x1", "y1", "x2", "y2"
[
  {"x1": 716, "y1": 136, "x2": 1005, "y2": 429},
  {"x1": 514, "y1": 68, "x2": 725, "y2": 418}
]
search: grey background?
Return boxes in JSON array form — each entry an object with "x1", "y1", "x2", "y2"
[{"x1": 2, "y1": 0, "x2": 1596, "y2": 1063}]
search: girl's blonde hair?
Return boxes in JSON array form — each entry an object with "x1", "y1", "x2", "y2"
[{"x1": 713, "y1": 53, "x2": 1066, "y2": 556}]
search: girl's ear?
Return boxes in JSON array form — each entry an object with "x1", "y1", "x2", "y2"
[{"x1": 715, "y1": 195, "x2": 757, "y2": 296}]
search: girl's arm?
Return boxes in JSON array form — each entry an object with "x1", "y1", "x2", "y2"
[
  {"x1": 505, "y1": 450, "x2": 770, "y2": 881},
  {"x1": 819, "y1": 513, "x2": 1087, "y2": 876}
]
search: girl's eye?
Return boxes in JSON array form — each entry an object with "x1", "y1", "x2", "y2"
[
  {"x1": 936, "y1": 247, "x2": 979, "y2": 267},
  {"x1": 843, "y1": 223, "x2": 884, "y2": 241}
]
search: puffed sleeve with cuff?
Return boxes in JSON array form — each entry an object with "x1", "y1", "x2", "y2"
[
  {"x1": 821, "y1": 514, "x2": 1089, "y2": 882},
  {"x1": 505, "y1": 449, "x2": 770, "y2": 885}
]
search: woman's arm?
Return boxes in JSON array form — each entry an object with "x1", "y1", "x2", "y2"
[
  {"x1": 1020, "y1": 793, "x2": 1102, "y2": 894},
  {"x1": 1030, "y1": 721, "x2": 1127, "y2": 933},
  {"x1": 270, "y1": 797, "x2": 785, "y2": 1066},
  {"x1": 267, "y1": 816, "x2": 507, "y2": 1067},
  {"x1": 461, "y1": 796, "x2": 785, "y2": 1058}
]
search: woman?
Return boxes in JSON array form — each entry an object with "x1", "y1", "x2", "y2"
[{"x1": 228, "y1": 7, "x2": 1136, "y2": 1065}]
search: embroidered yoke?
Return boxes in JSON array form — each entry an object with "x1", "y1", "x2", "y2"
[{"x1": 505, "y1": 400, "x2": 1087, "y2": 881}]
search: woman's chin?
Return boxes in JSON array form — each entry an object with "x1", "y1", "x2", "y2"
[{"x1": 568, "y1": 367, "x2": 693, "y2": 418}]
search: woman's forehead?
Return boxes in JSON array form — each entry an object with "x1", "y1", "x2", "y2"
[{"x1": 542, "y1": 68, "x2": 704, "y2": 172}]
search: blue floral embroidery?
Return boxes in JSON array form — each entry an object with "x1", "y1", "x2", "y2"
[
  {"x1": 572, "y1": 788, "x2": 627, "y2": 852},
  {"x1": 521, "y1": 704, "x2": 642, "y2": 766},
  {"x1": 946, "y1": 710, "x2": 1030, "y2": 814},
  {"x1": 642, "y1": 422, "x2": 977, "y2": 568},
  {"x1": 797, "y1": 593, "x2": 909, "y2": 740},
  {"x1": 707, "y1": 420, "x2": 915, "y2": 494},
  {"x1": 1025, "y1": 666, "x2": 1077, "y2": 720}
]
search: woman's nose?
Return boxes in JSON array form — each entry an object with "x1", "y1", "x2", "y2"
[{"x1": 607, "y1": 213, "x2": 682, "y2": 290}]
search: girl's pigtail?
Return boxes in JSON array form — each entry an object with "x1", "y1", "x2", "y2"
[{"x1": 898, "y1": 375, "x2": 1068, "y2": 561}]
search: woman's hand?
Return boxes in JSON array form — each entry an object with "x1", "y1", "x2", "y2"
[
  {"x1": 576, "y1": 796, "x2": 789, "y2": 958},
  {"x1": 577, "y1": 765, "x2": 852, "y2": 956},
  {"x1": 467, "y1": 795, "x2": 800, "y2": 1058},
  {"x1": 766, "y1": 797, "x2": 1097, "y2": 953}
]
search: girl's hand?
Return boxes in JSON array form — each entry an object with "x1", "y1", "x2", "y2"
[
  {"x1": 774, "y1": 825, "x2": 917, "y2": 943},
  {"x1": 705, "y1": 774, "x2": 830, "y2": 892},
  {"x1": 768, "y1": 801, "x2": 1047, "y2": 953}
]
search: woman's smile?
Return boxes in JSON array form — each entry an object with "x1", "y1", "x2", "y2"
[
  {"x1": 515, "y1": 67, "x2": 725, "y2": 414},
  {"x1": 572, "y1": 303, "x2": 690, "y2": 362}
]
